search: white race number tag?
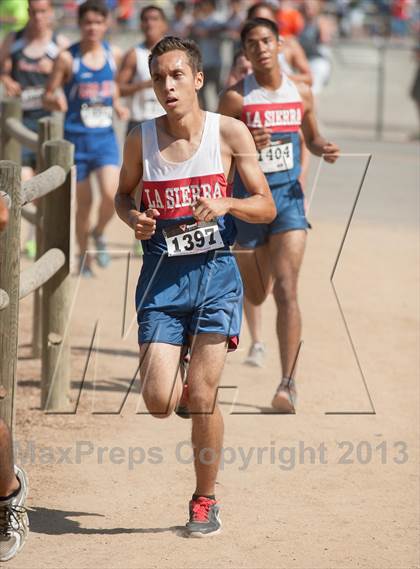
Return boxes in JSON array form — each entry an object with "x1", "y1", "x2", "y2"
[
  {"x1": 21, "y1": 86, "x2": 44, "y2": 111},
  {"x1": 163, "y1": 221, "x2": 224, "y2": 257},
  {"x1": 80, "y1": 103, "x2": 113, "y2": 128},
  {"x1": 258, "y1": 139, "x2": 294, "y2": 173}
]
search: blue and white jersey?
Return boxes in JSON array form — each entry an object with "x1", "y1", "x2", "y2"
[
  {"x1": 64, "y1": 41, "x2": 116, "y2": 135},
  {"x1": 234, "y1": 72, "x2": 303, "y2": 196}
]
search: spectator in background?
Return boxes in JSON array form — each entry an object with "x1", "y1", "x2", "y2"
[
  {"x1": 224, "y1": 0, "x2": 247, "y2": 50},
  {"x1": 191, "y1": 0, "x2": 224, "y2": 110},
  {"x1": 116, "y1": 0, "x2": 135, "y2": 28},
  {"x1": 0, "y1": 0, "x2": 29, "y2": 39},
  {"x1": 169, "y1": 1, "x2": 193, "y2": 38},
  {"x1": 276, "y1": 0, "x2": 305, "y2": 38},
  {"x1": 410, "y1": 43, "x2": 420, "y2": 139},
  {"x1": 299, "y1": 0, "x2": 334, "y2": 94},
  {"x1": 391, "y1": 0, "x2": 412, "y2": 38}
]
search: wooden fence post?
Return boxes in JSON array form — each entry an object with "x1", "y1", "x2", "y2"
[
  {"x1": 31, "y1": 117, "x2": 63, "y2": 358},
  {"x1": 41, "y1": 140, "x2": 74, "y2": 410},
  {"x1": 0, "y1": 161, "x2": 22, "y2": 431},
  {"x1": 0, "y1": 99, "x2": 22, "y2": 164}
]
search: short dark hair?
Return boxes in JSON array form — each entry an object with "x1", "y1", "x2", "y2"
[
  {"x1": 140, "y1": 5, "x2": 167, "y2": 22},
  {"x1": 241, "y1": 18, "x2": 279, "y2": 45},
  {"x1": 78, "y1": 0, "x2": 108, "y2": 22},
  {"x1": 149, "y1": 36, "x2": 203, "y2": 73},
  {"x1": 247, "y1": 2, "x2": 277, "y2": 20}
]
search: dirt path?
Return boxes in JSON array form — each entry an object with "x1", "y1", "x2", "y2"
[{"x1": 7, "y1": 130, "x2": 419, "y2": 569}]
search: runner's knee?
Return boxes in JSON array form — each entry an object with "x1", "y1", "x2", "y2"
[
  {"x1": 142, "y1": 390, "x2": 177, "y2": 418},
  {"x1": 142, "y1": 381, "x2": 179, "y2": 418},
  {"x1": 273, "y1": 276, "x2": 297, "y2": 305},
  {"x1": 188, "y1": 385, "x2": 217, "y2": 414},
  {"x1": 244, "y1": 286, "x2": 267, "y2": 306}
]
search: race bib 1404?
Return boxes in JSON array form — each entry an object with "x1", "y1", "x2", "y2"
[{"x1": 258, "y1": 139, "x2": 294, "y2": 174}]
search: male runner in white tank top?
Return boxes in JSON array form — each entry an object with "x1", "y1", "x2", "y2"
[
  {"x1": 219, "y1": 18, "x2": 339, "y2": 413},
  {"x1": 115, "y1": 36, "x2": 275, "y2": 537},
  {"x1": 117, "y1": 5, "x2": 167, "y2": 134}
]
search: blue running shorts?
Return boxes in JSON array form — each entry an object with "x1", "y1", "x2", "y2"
[
  {"x1": 235, "y1": 180, "x2": 309, "y2": 248},
  {"x1": 136, "y1": 249, "x2": 243, "y2": 349},
  {"x1": 64, "y1": 130, "x2": 119, "y2": 182}
]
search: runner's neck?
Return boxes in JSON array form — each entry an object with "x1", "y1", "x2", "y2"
[
  {"x1": 79, "y1": 39, "x2": 105, "y2": 55},
  {"x1": 145, "y1": 37, "x2": 160, "y2": 49},
  {"x1": 161, "y1": 107, "x2": 205, "y2": 142},
  {"x1": 254, "y1": 66, "x2": 283, "y2": 92},
  {"x1": 24, "y1": 26, "x2": 53, "y2": 44}
]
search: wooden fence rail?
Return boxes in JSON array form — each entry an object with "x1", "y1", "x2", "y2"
[
  {"x1": 0, "y1": 98, "x2": 63, "y2": 358},
  {"x1": 0, "y1": 137, "x2": 74, "y2": 432},
  {"x1": 5, "y1": 117, "x2": 38, "y2": 151}
]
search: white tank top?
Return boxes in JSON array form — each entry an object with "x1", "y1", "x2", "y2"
[
  {"x1": 278, "y1": 52, "x2": 293, "y2": 76},
  {"x1": 130, "y1": 43, "x2": 164, "y2": 122},
  {"x1": 141, "y1": 111, "x2": 230, "y2": 220},
  {"x1": 241, "y1": 72, "x2": 303, "y2": 132}
]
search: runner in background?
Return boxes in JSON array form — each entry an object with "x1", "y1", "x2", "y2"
[
  {"x1": 117, "y1": 4, "x2": 167, "y2": 256},
  {"x1": 219, "y1": 18, "x2": 339, "y2": 411},
  {"x1": 117, "y1": 4, "x2": 167, "y2": 135},
  {"x1": 224, "y1": 5, "x2": 312, "y2": 368},
  {"x1": 44, "y1": 0, "x2": 128, "y2": 277},
  {"x1": 248, "y1": 2, "x2": 312, "y2": 86},
  {"x1": 0, "y1": 0, "x2": 68, "y2": 259}
]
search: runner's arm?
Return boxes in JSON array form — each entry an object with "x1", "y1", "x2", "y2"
[
  {"x1": 300, "y1": 83, "x2": 339, "y2": 163},
  {"x1": 56, "y1": 34, "x2": 70, "y2": 50},
  {"x1": 217, "y1": 84, "x2": 243, "y2": 119},
  {"x1": 0, "y1": 33, "x2": 21, "y2": 96},
  {"x1": 116, "y1": 48, "x2": 152, "y2": 97},
  {"x1": 193, "y1": 117, "x2": 275, "y2": 224},
  {"x1": 114, "y1": 129, "x2": 157, "y2": 239},
  {"x1": 43, "y1": 51, "x2": 72, "y2": 112},
  {"x1": 218, "y1": 84, "x2": 271, "y2": 151}
]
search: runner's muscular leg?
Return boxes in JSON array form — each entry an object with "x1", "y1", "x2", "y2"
[
  {"x1": 0, "y1": 419, "x2": 19, "y2": 497},
  {"x1": 269, "y1": 230, "x2": 306, "y2": 378},
  {"x1": 94, "y1": 165, "x2": 119, "y2": 235},
  {"x1": 187, "y1": 333, "x2": 227, "y2": 497},
  {"x1": 234, "y1": 243, "x2": 273, "y2": 305},
  {"x1": 76, "y1": 178, "x2": 93, "y2": 263},
  {"x1": 140, "y1": 342, "x2": 183, "y2": 418}
]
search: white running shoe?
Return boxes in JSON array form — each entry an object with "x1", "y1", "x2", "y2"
[
  {"x1": 0, "y1": 465, "x2": 29, "y2": 562},
  {"x1": 243, "y1": 342, "x2": 266, "y2": 367},
  {"x1": 271, "y1": 378, "x2": 297, "y2": 413}
]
